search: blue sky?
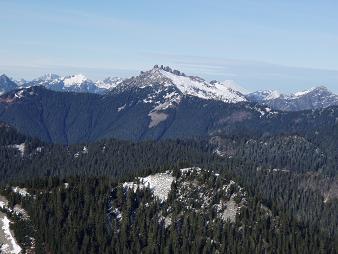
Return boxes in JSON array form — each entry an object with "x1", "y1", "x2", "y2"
[{"x1": 1, "y1": 0, "x2": 338, "y2": 93}]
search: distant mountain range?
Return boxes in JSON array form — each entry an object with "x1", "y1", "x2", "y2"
[
  {"x1": 246, "y1": 86, "x2": 338, "y2": 111},
  {"x1": 1, "y1": 66, "x2": 338, "y2": 144},
  {"x1": 0, "y1": 73, "x2": 123, "y2": 95},
  {"x1": 1, "y1": 65, "x2": 337, "y2": 111}
]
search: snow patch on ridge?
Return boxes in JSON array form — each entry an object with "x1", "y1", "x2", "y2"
[
  {"x1": 119, "y1": 167, "x2": 247, "y2": 226},
  {"x1": 0, "y1": 216, "x2": 22, "y2": 254},
  {"x1": 123, "y1": 172, "x2": 175, "y2": 201}
]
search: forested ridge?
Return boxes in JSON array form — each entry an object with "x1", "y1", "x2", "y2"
[
  {"x1": 1, "y1": 86, "x2": 338, "y2": 145},
  {"x1": 0, "y1": 124, "x2": 337, "y2": 253}
]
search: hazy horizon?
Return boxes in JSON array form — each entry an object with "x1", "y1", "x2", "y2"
[{"x1": 1, "y1": 0, "x2": 338, "y2": 93}]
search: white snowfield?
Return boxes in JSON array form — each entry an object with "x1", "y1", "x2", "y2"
[
  {"x1": 63, "y1": 74, "x2": 123, "y2": 89},
  {"x1": 158, "y1": 68, "x2": 247, "y2": 103},
  {"x1": 123, "y1": 172, "x2": 175, "y2": 201},
  {"x1": 0, "y1": 191, "x2": 35, "y2": 254},
  {"x1": 0, "y1": 215, "x2": 22, "y2": 254},
  {"x1": 0, "y1": 195, "x2": 24, "y2": 254}
]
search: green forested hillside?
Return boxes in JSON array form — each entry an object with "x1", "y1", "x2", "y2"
[{"x1": 0, "y1": 124, "x2": 337, "y2": 253}]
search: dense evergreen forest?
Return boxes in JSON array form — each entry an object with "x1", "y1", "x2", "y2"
[{"x1": 0, "y1": 123, "x2": 337, "y2": 253}]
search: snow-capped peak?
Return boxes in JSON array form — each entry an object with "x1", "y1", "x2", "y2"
[
  {"x1": 247, "y1": 90, "x2": 281, "y2": 102},
  {"x1": 63, "y1": 74, "x2": 89, "y2": 87},
  {"x1": 119, "y1": 65, "x2": 247, "y2": 103},
  {"x1": 95, "y1": 77, "x2": 123, "y2": 90}
]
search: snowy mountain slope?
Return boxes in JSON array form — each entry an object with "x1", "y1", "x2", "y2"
[
  {"x1": 63, "y1": 74, "x2": 88, "y2": 87},
  {"x1": 159, "y1": 69, "x2": 247, "y2": 103},
  {"x1": 112, "y1": 65, "x2": 247, "y2": 107},
  {"x1": 108, "y1": 66, "x2": 249, "y2": 128}
]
